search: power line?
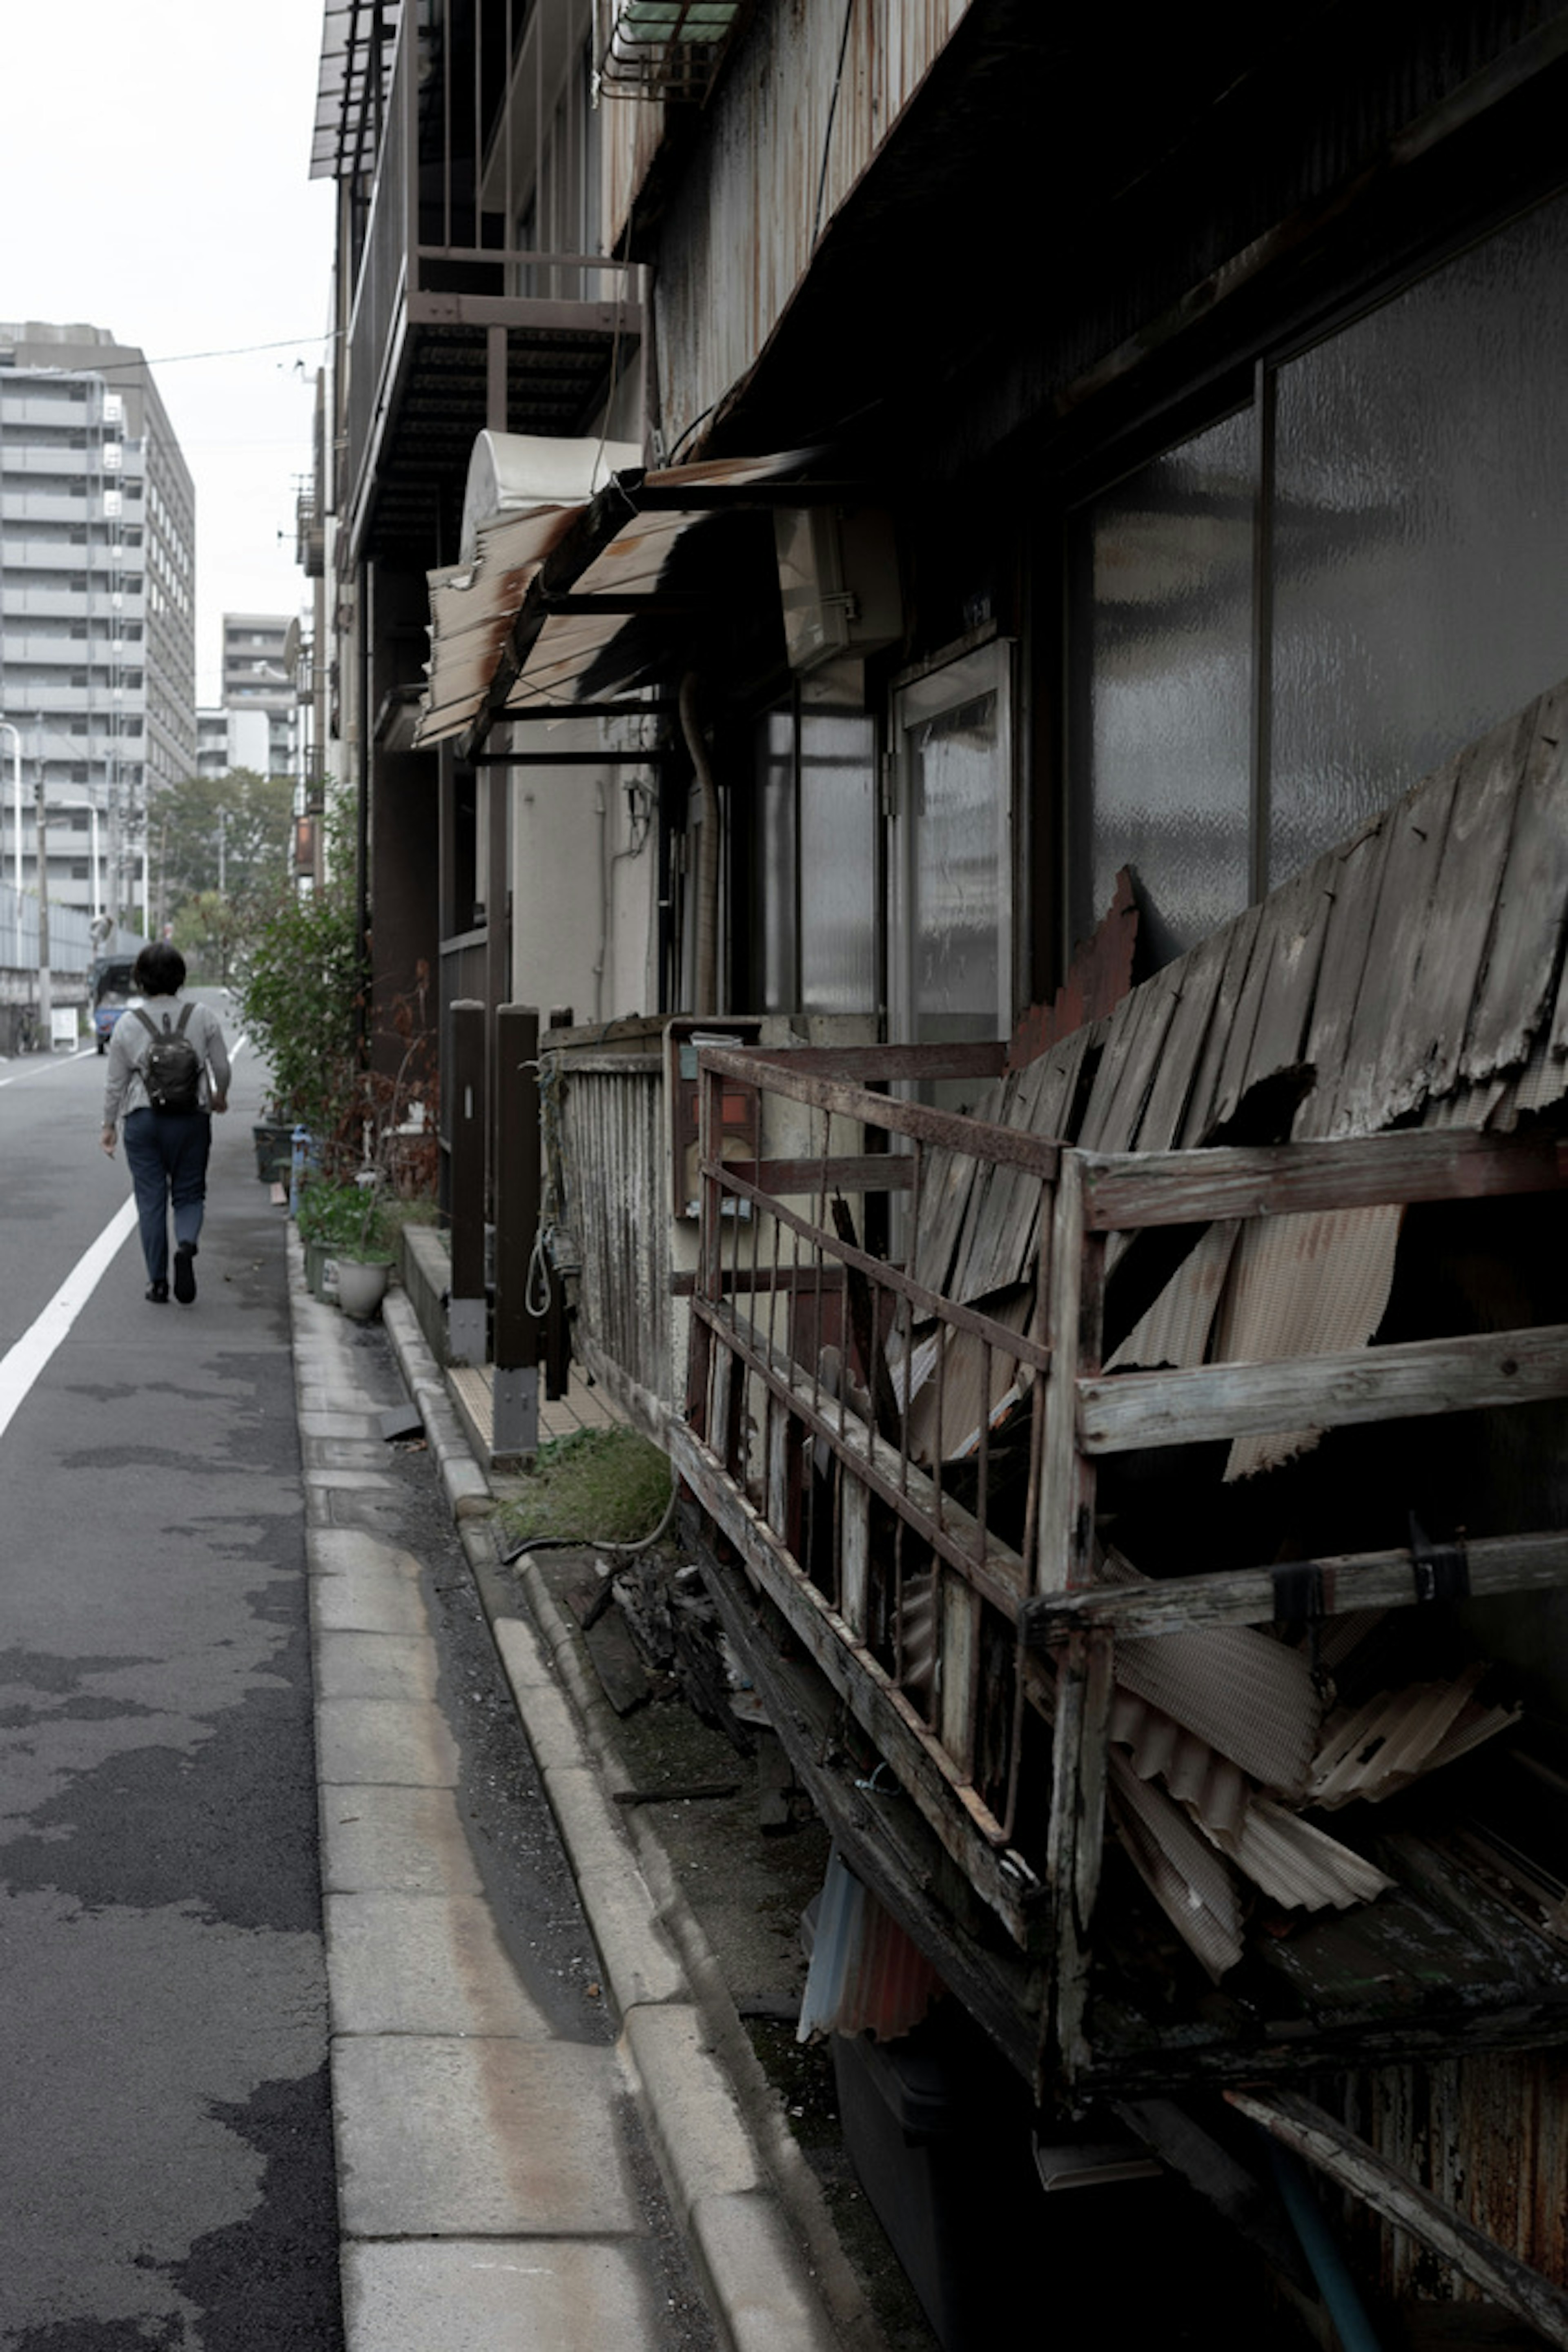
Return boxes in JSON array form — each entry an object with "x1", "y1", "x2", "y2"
[{"x1": 31, "y1": 333, "x2": 338, "y2": 379}]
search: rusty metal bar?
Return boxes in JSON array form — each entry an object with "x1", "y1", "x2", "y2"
[
  {"x1": 694, "y1": 1293, "x2": 1029, "y2": 1619},
  {"x1": 700, "y1": 1153, "x2": 1053, "y2": 1371}
]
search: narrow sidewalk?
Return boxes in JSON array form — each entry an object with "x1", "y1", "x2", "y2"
[{"x1": 290, "y1": 1238, "x2": 854, "y2": 2352}]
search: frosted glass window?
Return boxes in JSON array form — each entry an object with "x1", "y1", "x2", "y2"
[
  {"x1": 1270, "y1": 188, "x2": 1568, "y2": 886},
  {"x1": 1069, "y1": 409, "x2": 1254, "y2": 967},
  {"x1": 898, "y1": 649, "x2": 1011, "y2": 1046},
  {"x1": 799, "y1": 710, "x2": 877, "y2": 1016}
]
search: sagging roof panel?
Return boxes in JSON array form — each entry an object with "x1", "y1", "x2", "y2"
[{"x1": 414, "y1": 446, "x2": 815, "y2": 748}]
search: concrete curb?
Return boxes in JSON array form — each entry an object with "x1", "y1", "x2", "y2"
[{"x1": 377, "y1": 1290, "x2": 874, "y2": 2352}]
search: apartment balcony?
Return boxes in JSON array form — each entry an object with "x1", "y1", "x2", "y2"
[
  {"x1": 325, "y1": 2, "x2": 641, "y2": 568},
  {"x1": 0, "y1": 445, "x2": 93, "y2": 477}
]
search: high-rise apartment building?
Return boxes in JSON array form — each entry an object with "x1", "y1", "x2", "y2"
[
  {"x1": 220, "y1": 612, "x2": 298, "y2": 780},
  {"x1": 0, "y1": 322, "x2": 196, "y2": 928}
]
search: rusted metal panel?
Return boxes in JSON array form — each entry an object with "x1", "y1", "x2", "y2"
[
  {"x1": 554, "y1": 1050, "x2": 672, "y2": 1413},
  {"x1": 1231, "y1": 2089, "x2": 1568, "y2": 2348},
  {"x1": 612, "y1": 0, "x2": 974, "y2": 441}
]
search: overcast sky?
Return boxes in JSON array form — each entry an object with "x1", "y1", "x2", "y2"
[{"x1": 1, "y1": 0, "x2": 336, "y2": 703}]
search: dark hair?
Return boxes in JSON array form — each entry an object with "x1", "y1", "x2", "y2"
[{"x1": 134, "y1": 942, "x2": 186, "y2": 996}]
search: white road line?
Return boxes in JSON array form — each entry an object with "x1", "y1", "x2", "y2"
[
  {"x1": 0, "y1": 1049, "x2": 94, "y2": 1088},
  {"x1": 0, "y1": 1197, "x2": 139, "y2": 1443}
]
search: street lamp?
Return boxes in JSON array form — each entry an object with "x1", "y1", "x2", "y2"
[{"x1": 0, "y1": 720, "x2": 20, "y2": 896}]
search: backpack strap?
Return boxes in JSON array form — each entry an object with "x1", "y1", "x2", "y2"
[{"x1": 132, "y1": 1002, "x2": 196, "y2": 1041}]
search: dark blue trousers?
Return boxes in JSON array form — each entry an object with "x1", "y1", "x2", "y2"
[{"x1": 122, "y1": 1107, "x2": 212, "y2": 1287}]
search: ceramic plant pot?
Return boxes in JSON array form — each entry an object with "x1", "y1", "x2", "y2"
[{"x1": 335, "y1": 1254, "x2": 393, "y2": 1321}]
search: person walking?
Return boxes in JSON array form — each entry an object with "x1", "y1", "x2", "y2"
[{"x1": 100, "y1": 943, "x2": 231, "y2": 1304}]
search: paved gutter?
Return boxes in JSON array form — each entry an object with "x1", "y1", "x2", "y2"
[{"x1": 337, "y1": 1267, "x2": 877, "y2": 2352}]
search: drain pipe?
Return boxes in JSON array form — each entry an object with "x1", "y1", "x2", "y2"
[
  {"x1": 1265, "y1": 2138, "x2": 1387, "y2": 2352},
  {"x1": 679, "y1": 670, "x2": 718, "y2": 1015}
]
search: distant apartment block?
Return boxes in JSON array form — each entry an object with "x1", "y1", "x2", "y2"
[
  {"x1": 0, "y1": 321, "x2": 196, "y2": 929},
  {"x1": 220, "y1": 612, "x2": 300, "y2": 781},
  {"x1": 196, "y1": 703, "x2": 274, "y2": 781}
]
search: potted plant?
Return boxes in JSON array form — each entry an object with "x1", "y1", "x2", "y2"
[
  {"x1": 296, "y1": 1176, "x2": 374, "y2": 1301},
  {"x1": 333, "y1": 1181, "x2": 397, "y2": 1321}
]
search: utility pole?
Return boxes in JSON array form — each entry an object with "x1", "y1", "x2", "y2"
[{"x1": 35, "y1": 774, "x2": 51, "y2": 1040}]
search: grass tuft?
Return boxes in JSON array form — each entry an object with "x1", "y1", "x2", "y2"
[{"x1": 498, "y1": 1424, "x2": 673, "y2": 1548}]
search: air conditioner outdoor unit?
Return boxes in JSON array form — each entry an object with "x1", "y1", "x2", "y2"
[{"x1": 774, "y1": 505, "x2": 900, "y2": 675}]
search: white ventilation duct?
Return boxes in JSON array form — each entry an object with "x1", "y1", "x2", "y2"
[{"x1": 459, "y1": 432, "x2": 644, "y2": 564}]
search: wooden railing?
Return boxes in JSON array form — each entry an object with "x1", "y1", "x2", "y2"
[{"x1": 673, "y1": 1041, "x2": 1568, "y2": 2091}]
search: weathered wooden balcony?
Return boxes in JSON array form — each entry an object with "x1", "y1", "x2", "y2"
[{"x1": 672, "y1": 1038, "x2": 1568, "y2": 2114}]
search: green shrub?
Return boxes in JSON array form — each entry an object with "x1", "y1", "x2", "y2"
[
  {"x1": 297, "y1": 1176, "x2": 392, "y2": 1258},
  {"x1": 234, "y1": 805, "x2": 361, "y2": 1158}
]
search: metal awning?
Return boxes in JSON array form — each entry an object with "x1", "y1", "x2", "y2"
[
  {"x1": 414, "y1": 447, "x2": 822, "y2": 753},
  {"x1": 597, "y1": 0, "x2": 755, "y2": 103},
  {"x1": 310, "y1": 0, "x2": 401, "y2": 182}
]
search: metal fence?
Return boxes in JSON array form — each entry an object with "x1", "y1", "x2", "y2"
[{"x1": 0, "y1": 883, "x2": 141, "y2": 990}]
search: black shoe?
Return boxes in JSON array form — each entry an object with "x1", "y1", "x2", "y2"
[
  {"x1": 173, "y1": 1244, "x2": 197, "y2": 1304},
  {"x1": 146, "y1": 1280, "x2": 169, "y2": 1304}
]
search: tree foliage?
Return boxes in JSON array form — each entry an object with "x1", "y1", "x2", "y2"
[
  {"x1": 153, "y1": 768, "x2": 293, "y2": 919},
  {"x1": 170, "y1": 889, "x2": 250, "y2": 985},
  {"x1": 233, "y1": 813, "x2": 362, "y2": 1150}
]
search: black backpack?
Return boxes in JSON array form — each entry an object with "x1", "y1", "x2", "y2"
[{"x1": 134, "y1": 1004, "x2": 203, "y2": 1115}]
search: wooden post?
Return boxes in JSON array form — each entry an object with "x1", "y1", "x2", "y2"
[
  {"x1": 448, "y1": 998, "x2": 488, "y2": 1364},
  {"x1": 542, "y1": 1007, "x2": 574, "y2": 1401},
  {"x1": 493, "y1": 1004, "x2": 540, "y2": 1458},
  {"x1": 686, "y1": 1054, "x2": 726, "y2": 1442},
  {"x1": 1037, "y1": 1149, "x2": 1112, "y2": 2090}
]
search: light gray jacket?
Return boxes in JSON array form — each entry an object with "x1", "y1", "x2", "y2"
[{"x1": 102, "y1": 992, "x2": 232, "y2": 1124}]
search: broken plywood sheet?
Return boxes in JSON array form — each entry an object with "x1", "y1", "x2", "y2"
[
  {"x1": 1240, "y1": 862, "x2": 1335, "y2": 1105},
  {"x1": 1211, "y1": 1203, "x2": 1404, "y2": 1482},
  {"x1": 1105, "y1": 1218, "x2": 1243, "y2": 1374},
  {"x1": 909, "y1": 1063, "x2": 1012, "y2": 1299},
  {"x1": 1131, "y1": 922, "x2": 1234, "y2": 1153},
  {"x1": 1295, "y1": 812, "x2": 1394, "y2": 1140},
  {"x1": 1077, "y1": 969, "x2": 1178, "y2": 1153},
  {"x1": 1201, "y1": 1795, "x2": 1394, "y2": 1913},
  {"x1": 1328, "y1": 746, "x2": 1467, "y2": 1137},
  {"x1": 946, "y1": 1021, "x2": 1092, "y2": 1306},
  {"x1": 1108, "y1": 1750, "x2": 1247, "y2": 1980},
  {"x1": 1308, "y1": 1667, "x2": 1522, "y2": 1809},
  {"x1": 901, "y1": 1283, "x2": 1036, "y2": 1466},
  {"x1": 1103, "y1": 1557, "x2": 1324, "y2": 1795},
  {"x1": 1364, "y1": 703, "x2": 1536, "y2": 1127},
  {"x1": 1463, "y1": 680, "x2": 1568, "y2": 1084},
  {"x1": 1007, "y1": 865, "x2": 1138, "y2": 1071}
]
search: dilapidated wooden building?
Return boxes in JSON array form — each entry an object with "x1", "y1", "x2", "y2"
[{"x1": 314, "y1": 0, "x2": 1568, "y2": 2337}]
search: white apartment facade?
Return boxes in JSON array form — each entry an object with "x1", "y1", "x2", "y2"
[{"x1": 0, "y1": 322, "x2": 196, "y2": 929}]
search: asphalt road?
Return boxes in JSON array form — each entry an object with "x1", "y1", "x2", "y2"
[{"x1": 0, "y1": 1016, "x2": 344, "y2": 2350}]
